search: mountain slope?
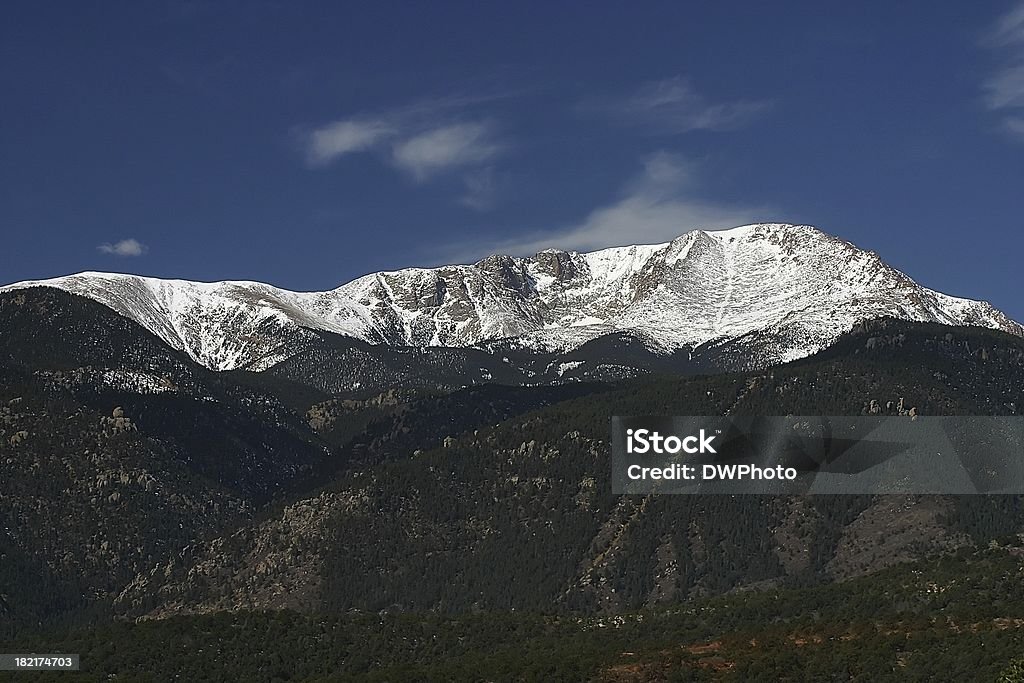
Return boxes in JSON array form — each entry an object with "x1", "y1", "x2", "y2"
[
  {"x1": 4, "y1": 286, "x2": 1024, "y2": 643},
  {"x1": 3, "y1": 224, "x2": 1019, "y2": 371},
  {"x1": 10, "y1": 547, "x2": 1024, "y2": 681},
  {"x1": 111, "y1": 318, "x2": 1024, "y2": 620},
  {"x1": 0, "y1": 289, "x2": 335, "y2": 627},
  {"x1": 0, "y1": 288, "x2": 621, "y2": 628}
]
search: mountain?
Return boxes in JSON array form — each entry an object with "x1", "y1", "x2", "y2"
[
  {"x1": 0, "y1": 289, "x2": 335, "y2": 627},
  {"x1": 0, "y1": 288, "x2": 608, "y2": 628},
  {"x1": 4, "y1": 288, "x2": 1024, "y2": 679},
  {"x1": 4, "y1": 224, "x2": 1020, "y2": 373},
  {"x1": 11, "y1": 547, "x2": 1024, "y2": 681},
  {"x1": 105, "y1": 317, "x2": 1024, "y2": 622}
]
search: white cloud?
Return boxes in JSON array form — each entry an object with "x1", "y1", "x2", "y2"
[
  {"x1": 446, "y1": 152, "x2": 770, "y2": 259},
  {"x1": 983, "y1": 2, "x2": 1024, "y2": 141},
  {"x1": 459, "y1": 167, "x2": 500, "y2": 211},
  {"x1": 592, "y1": 77, "x2": 771, "y2": 134},
  {"x1": 1005, "y1": 116, "x2": 1024, "y2": 140},
  {"x1": 299, "y1": 93, "x2": 510, "y2": 165},
  {"x1": 985, "y1": 62, "x2": 1024, "y2": 110},
  {"x1": 391, "y1": 122, "x2": 502, "y2": 181},
  {"x1": 299, "y1": 95, "x2": 509, "y2": 191},
  {"x1": 991, "y1": 2, "x2": 1024, "y2": 46},
  {"x1": 305, "y1": 119, "x2": 396, "y2": 166},
  {"x1": 98, "y1": 239, "x2": 148, "y2": 257}
]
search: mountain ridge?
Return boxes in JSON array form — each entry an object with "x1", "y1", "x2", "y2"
[
  {"x1": 4, "y1": 274, "x2": 1024, "y2": 668},
  {"x1": 3, "y1": 223, "x2": 1020, "y2": 371}
]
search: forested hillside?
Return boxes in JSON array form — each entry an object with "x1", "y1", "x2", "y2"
[{"x1": 3, "y1": 289, "x2": 1024, "y2": 680}]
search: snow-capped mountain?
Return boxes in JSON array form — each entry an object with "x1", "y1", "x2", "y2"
[{"x1": 4, "y1": 224, "x2": 1021, "y2": 371}]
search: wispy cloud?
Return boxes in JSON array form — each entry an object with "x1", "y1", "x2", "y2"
[
  {"x1": 589, "y1": 76, "x2": 771, "y2": 134},
  {"x1": 990, "y1": 1, "x2": 1024, "y2": 45},
  {"x1": 305, "y1": 119, "x2": 396, "y2": 166},
  {"x1": 445, "y1": 152, "x2": 770, "y2": 260},
  {"x1": 983, "y1": 2, "x2": 1024, "y2": 141},
  {"x1": 298, "y1": 94, "x2": 511, "y2": 188},
  {"x1": 1006, "y1": 116, "x2": 1024, "y2": 138},
  {"x1": 391, "y1": 122, "x2": 503, "y2": 180},
  {"x1": 98, "y1": 238, "x2": 148, "y2": 257},
  {"x1": 458, "y1": 167, "x2": 500, "y2": 211}
]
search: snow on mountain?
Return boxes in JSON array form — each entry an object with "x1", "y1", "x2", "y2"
[{"x1": 3, "y1": 224, "x2": 1020, "y2": 371}]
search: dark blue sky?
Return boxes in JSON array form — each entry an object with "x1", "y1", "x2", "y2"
[{"x1": 2, "y1": 1, "x2": 1022, "y2": 319}]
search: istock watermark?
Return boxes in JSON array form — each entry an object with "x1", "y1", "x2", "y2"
[
  {"x1": 612, "y1": 416, "x2": 1024, "y2": 495},
  {"x1": 625, "y1": 428, "x2": 719, "y2": 455}
]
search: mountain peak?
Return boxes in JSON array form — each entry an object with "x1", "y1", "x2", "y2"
[{"x1": 2, "y1": 224, "x2": 1020, "y2": 371}]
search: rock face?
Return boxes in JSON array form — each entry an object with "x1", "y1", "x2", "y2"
[{"x1": 3, "y1": 224, "x2": 1021, "y2": 371}]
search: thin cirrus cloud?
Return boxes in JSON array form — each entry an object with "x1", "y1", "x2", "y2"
[
  {"x1": 589, "y1": 76, "x2": 772, "y2": 134},
  {"x1": 304, "y1": 119, "x2": 397, "y2": 166},
  {"x1": 300, "y1": 95, "x2": 508, "y2": 185},
  {"x1": 445, "y1": 152, "x2": 770, "y2": 261},
  {"x1": 983, "y1": 1, "x2": 1024, "y2": 141},
  {"x1": 458, "y1": 167, "x2": 500, "y2": 211},
  {"x1": 98, "y1": 238, "x2": 148, "y2": 257},
  {"x1": 391, "y1": 122, "x2": 503, "y2": 181}
]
